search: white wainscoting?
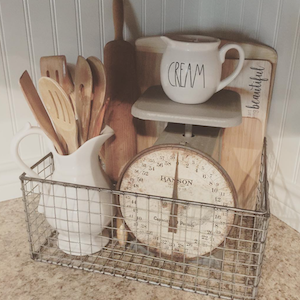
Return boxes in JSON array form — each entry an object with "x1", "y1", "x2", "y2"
[{"x1": 1, "y1": 0, "x2": 300, "y2": 232}]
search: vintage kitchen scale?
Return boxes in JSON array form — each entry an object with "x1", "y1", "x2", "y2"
[{"x1": 116, "y1": 85, "x2": 243, "y2": 261}]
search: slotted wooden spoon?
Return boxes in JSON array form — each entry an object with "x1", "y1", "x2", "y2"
[
  {"x1": 74, "y1": 56, "x2": 93, "y2": 145},
  {"x1": 38, "y1": 77, "x2": 78, "y2": 154},
  {"x1": 40, "y1": 55, "x2": 75, "y2": 110},
  {"x1": 19, "y1": 71, "x2": 66, "y2": 155},
  {"x1": 86, "y1": 56, "x2": 106, "y2": 139}
]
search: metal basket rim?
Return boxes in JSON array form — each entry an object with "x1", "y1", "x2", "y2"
[{"x1": 19, "y1": 141, "x2": 270, "y2": 218}]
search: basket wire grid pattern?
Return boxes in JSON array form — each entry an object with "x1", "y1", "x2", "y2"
[{"x1": 20, "y1": 142, "x2": 269, "y2": 300}]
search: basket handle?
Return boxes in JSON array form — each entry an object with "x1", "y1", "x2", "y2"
[{"x1": 11, "y1": 122, "x2": 47, "y2": 179}]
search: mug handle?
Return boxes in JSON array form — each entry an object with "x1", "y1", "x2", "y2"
[
  {"x1": 11, "y1": 122, "x2": 47, "y2": 179},
  {"x1": 217, "y1": 44, "x2": 245, "y2": 92}
]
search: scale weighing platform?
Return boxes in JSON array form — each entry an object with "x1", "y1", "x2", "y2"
[{"x1": 132, "y1": 85, "x2": 241, "y2": 162}]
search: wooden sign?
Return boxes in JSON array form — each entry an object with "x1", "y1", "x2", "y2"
[{"x1": 221, "y1": 59, "x2": 272, "y2": 209}]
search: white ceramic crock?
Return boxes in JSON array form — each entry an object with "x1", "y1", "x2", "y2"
[
  {"x1": 160, "y1": 35, "x2": 245, "y2": 104},
  {"x1": 11, "y1": 123, "x2": 115, "y2": 256}
]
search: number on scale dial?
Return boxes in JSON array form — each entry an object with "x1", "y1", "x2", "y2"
[{"x1": 117, "y1": 145, "x2": 238, "y2": 260}]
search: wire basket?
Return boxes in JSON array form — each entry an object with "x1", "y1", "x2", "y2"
[{"x1": 20, "y1": 141, "x2": 269, "y2": 300}]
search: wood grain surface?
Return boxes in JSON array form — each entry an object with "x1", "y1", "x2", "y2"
[
  {"x1": 221, "y1": 59, "x2": 273, "y2": 209},
  {"x1": 19, "y1": 71, "x2": 66, "y2": 155},
  {"x1": 86, "y1": 56, "x2": 107, "y2": 139},
  {"x1": 39, "y1": 77, "x2": 78, "y2": 154},
  {"x1": 40, "y1": 55, "x2": 75, "y2": 113},
  {"x1": 103, "y1": 0, "x2": 139, "y2": 183},
  {"x1": 74, "y1": 56, "x2": 93, "y2": 145}
]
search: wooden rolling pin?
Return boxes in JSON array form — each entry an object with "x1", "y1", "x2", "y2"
[{"x1": 103, "y1": 0, "x2": 139, "y2": 183}]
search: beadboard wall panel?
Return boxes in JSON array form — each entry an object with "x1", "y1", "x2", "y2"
[
  {"x1": 268, "y1": 0, "x2": 300, "y2": 181},
  {"x1": 124, "y1": 0, "x2": 143, "y2": 41},
  {"x1": 80, "y1": 0, "x2": 103, "y2": 59},
  {"x1": 165, "y1": 0, "x2": 182, "y2": 33},
  {"x1": 55, "y1": 1, "x2": 78, "y2": 61},
  {"x1": 0, "y1": 0, "x2": 42, "y2": 200},
  {"x1": 1, "y1": 0, "x2": 300, "y2": 232},
  {"x1": 279, "y1": 32, "x2": 300, "y2": 183},
  {"x1": 144, "y1": 0, "x2": 162, "y2": 36},
  {"x1": 102, "y1": 0, "x2": 114, "y2": 50},
  {"x1": 27, "y1": 0, "x2": 55, "y2": 81},
  {"x1": 241, "y1": 0, "x2": 261, "y2": 40},
  {"x1": 202, "y1": 1, "x2": 228, "y2": 38},
  {"x1": 182, "y1": 0, "x2": 200, "y2": 32},
  {"x1": 0, "y1": 0, "x2": 42, "y2": 160},
  {"x1": 257, "y1": 0, "x2": 280, "y2": 46},
  {"x1": 225, "y1": 0, "x2": 243, "y2": 37},
  {"x1": 0, "y1": 31, "x2": 14, "y2": 166},
  {"x1": 199, "y1": 0, "x2": 216, "y2": 32}
]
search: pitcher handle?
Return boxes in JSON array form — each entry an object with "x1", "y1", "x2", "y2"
[
  {"x1": 11, "y1": 122, "x2": 47, "y2": 179},
  {"x1": 217, "y1": 44, "x2": 245, "y2": 92}
]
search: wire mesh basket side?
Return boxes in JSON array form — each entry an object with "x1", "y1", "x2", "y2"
[{"x1": 20, "y1": 142, "x2": 269, "y2": 300}]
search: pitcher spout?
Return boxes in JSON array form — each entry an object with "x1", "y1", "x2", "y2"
[
  {"x1": 49, "y1": 125, "x2": 114, "y2": 173},
  {"x1": 161, "y1": 36, "x2": 175, "y2": 47},
  {"x1": 80, "y1": 125, "x2": 114, "y2": 158},
  {"x1": 100, "y1": 125, "x2": 115, "y2": 140}
]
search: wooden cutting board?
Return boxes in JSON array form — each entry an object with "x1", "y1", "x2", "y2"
[
  {"x1": 221, "y1": 59, "x2": 273, "y2": 209},
  {"x1": 135, "y1": 38, "x2": 166, "y2": 153},
  {"x1": 135, "y1": 36, "x2": 277, "y2": 210}
]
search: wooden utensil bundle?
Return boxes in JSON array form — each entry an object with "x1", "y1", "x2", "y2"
[{"x1": 19, "y1": 55, "x2": 109, "y2": 155}]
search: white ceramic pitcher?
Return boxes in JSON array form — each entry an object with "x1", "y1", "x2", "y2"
[
  {"x1": 160, "y1": 35, "x2": 245, "y2": 104},
  {"x1": 11, "y1": 123, "x2": 115, "y2": 256}
]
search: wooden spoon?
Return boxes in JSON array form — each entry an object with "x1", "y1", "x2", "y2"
[
  {"x1": 40, "y1": 55, "x2": 75, "y2": 109},
  {"x1": 19, "y1": 71, "x2": 66, "y2": 155},
  {"x1": 38, "y1": 77, "x2": 78, "y2": 154},
  {"x1": 74, "y1": 56, "x2": 93, "y2": 145},
  {"x1": 86, "y1": 56, "x2": 106, "y2": 139}
]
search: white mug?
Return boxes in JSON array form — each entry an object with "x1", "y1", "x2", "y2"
[{"x1": 160, "y1": 35, "x2": 245, "y2": 104}]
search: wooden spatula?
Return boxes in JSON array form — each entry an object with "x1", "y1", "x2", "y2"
[
  {"x1": 40, "y1": 55, "x2": 75, "y2": 108},
  {"x1": 86, "y1": 56, "x2": 106, "y2": 139},
  {"x1": 104, "y1": 0, "x2": 139, "y2": 182},
  {"x1": 19, "y1": 71, "x2": 66, "y2": 155},
  {"x1": 74, "y1": 56, "x2": 93, "y2": 145},
  {"x1": 38, "y1": 77, "x2": 78, "y2": 154}
]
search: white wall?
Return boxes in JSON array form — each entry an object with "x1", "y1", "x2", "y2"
[{"x1": 1, "y1": 0, "x2": 300, "y2": 232}]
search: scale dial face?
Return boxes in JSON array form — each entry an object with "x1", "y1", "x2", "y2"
[{"x1": 117, "y1": 145, "x2": 237, "y2": 260}]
